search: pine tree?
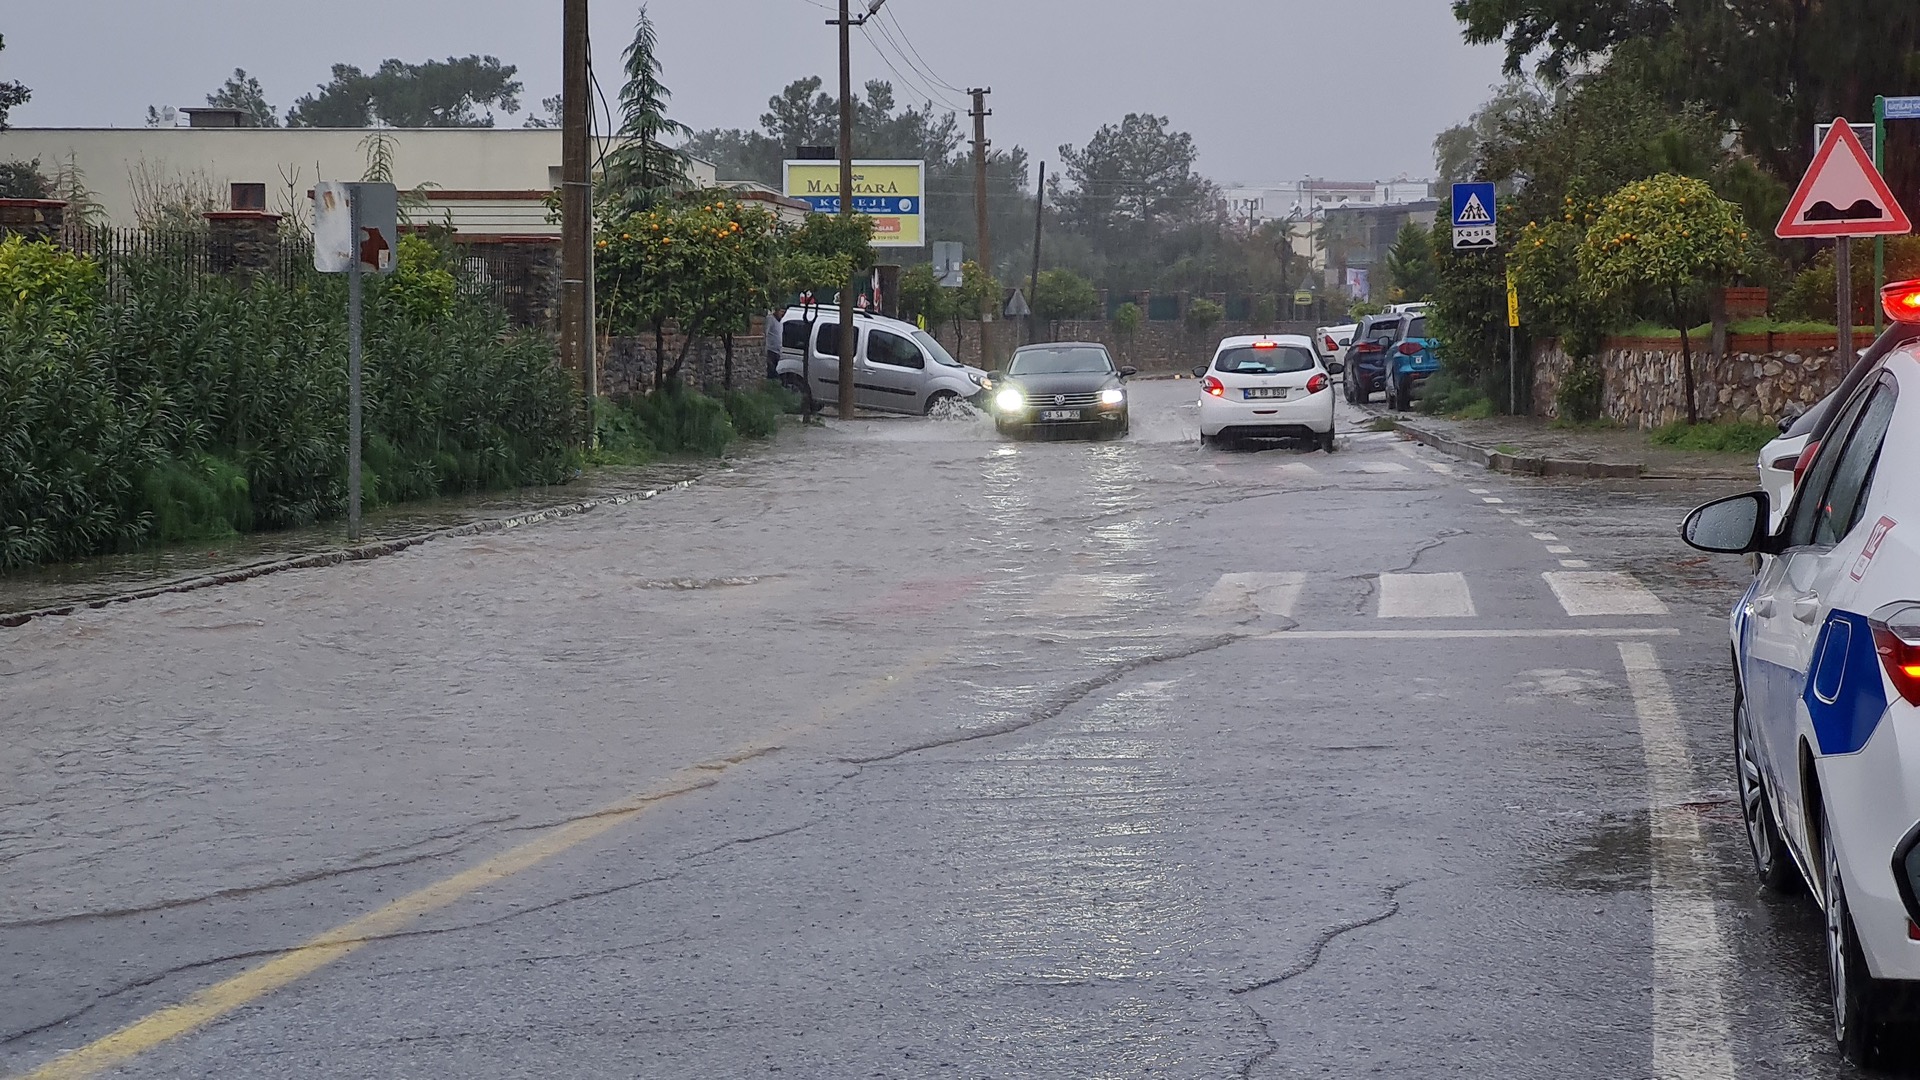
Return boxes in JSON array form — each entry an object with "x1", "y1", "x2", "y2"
[{"x1": 603, "y1": 7, "x2": 692, "y2": 215}]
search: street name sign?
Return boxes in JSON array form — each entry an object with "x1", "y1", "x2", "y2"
[
  {"x1": 783, "y1": 160, "x2": 926, "y2": 248},
  {"x1": 1451, "y1": 182, "x2": 1497, "y2": 249},
  {"x1": 1884, "y1": 97, "x2": 1920, "y2": 121},
  {"x1": 1777, "y1": 120, "x2": 1912, "y2": 239}
]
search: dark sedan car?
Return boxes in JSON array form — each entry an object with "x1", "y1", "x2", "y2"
[{"x1": 991, "y1": 342, "x2": 1136, "y2": 439}]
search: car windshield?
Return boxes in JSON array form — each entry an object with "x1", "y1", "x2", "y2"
[
  {"x1": 916, "y1": 330, "x2": 962, "y2": 368},
  {"x1": 1406, "y1": 316, "x2": 1428, "y2": 338},
  {"x1": 1009, "y1": 347, "x2": 1113, "y2": 375},
  {"x1": 1216, "y1": 345, "x2": 1315, "y2": 374}
]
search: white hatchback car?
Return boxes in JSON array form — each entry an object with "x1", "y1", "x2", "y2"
[
  {"x1": 1683, "y1": 289, "x2": 1920, "y2": 1064},
  {"x1": 1194, "y1": 335, "x2": 1337, "y2": 451},
  {"x1": 1315, "y1": 323, "x2": 1356, "y2": 370}
]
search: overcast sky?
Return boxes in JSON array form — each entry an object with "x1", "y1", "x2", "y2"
[{"x1": 2, "y1": 0, "x2": 1509, "y2": 185}]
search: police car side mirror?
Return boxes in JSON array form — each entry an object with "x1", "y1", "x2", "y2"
[{"x1": 1681, "y1": 491, "x2": 1770, "y2": 554}]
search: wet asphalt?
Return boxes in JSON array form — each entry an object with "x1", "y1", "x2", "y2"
[{"x1": 0, "y1": 381, "x2": 1890, "y2": 1077}]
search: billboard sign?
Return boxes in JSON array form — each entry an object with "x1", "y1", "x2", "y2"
[{"x1": 784, "y1": 159, "x2": 926, "y2": 248}]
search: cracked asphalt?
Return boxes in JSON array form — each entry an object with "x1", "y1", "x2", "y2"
[{"x1": 0, "y1": 381, "x2": 1882, "y2": 1077}]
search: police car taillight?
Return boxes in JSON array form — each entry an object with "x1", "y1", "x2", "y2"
[
  {"x1": 1884, "y1": 280, "x2": 1920, "y2": 324},
  {"x1": 1869, "y1": 602, "x2": 1920, "y2": 706}
]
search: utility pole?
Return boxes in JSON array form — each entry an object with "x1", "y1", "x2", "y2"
[
  {"x1": 969, "y1": 88, "x2": 992, "y2": 280},
  {"x1": 1028, "y1": 161, "x2": 1045, "y2": 344},
  {"x1": 561, "y1": 0, "x2": 591, "y2": 422},
  {"x1": 821, "y1": 1, "x2": 887, "y2": 417}
]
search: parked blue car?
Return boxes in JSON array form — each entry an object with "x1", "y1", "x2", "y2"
[{"x1": 1383, "y1": 312, "x2": 1441, "y2": 411}]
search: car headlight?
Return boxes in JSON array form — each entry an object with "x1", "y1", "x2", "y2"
[
  {"x1": 995, "y1": 388, "x2": 1025, "y2": 411},
  {"x1": 1099, "y1": 388, "x2": 1125, "y2": 405},
  {"x1": 968, "y1": 371, "x2": 987, "y2": 387}
]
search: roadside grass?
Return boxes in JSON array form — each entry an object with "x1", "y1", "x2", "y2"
[
  {"x1": 1494, "y1": 443, "x2": 1522, "y2": 455},
  {"x1": 590, "y1": 381, "x2": 799, "y2": 466},
  {"x1": 1368, "y1": 416, "x2": 1398, "y2": 432},
  {"x1": 1648, "y1": 420, "x2": 1776, "y2": 454},
  {"x1": 1619, "y1": 318, "x2": 1840, "y2": 339}
]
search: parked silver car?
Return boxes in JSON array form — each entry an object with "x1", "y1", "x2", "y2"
[{"x1": 773, "y1": 308, "x2": 990, "y2": 415}]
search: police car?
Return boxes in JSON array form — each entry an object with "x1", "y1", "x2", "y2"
[{"x1": 1682, "y1": 280, "x2": 1920, "y2": 1063}]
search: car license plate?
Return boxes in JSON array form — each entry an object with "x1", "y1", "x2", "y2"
[
  {"x1": 1243, "y1": 388, "x2": 1287, "y2": 400},
  {"x1": 1040, "y1": 409, "x2": 1081, "y2": 421}
]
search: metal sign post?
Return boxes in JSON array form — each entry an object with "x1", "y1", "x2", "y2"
[
  {"x1": 1506, "y1": 268, "x2": 1521, "y2": 415},
  {"x1": 313, "y1": 181, "x2": 397, "y2": 544},
  {"x1": 1776, "y1": 120, "x2": 1911, "y2": 363}
]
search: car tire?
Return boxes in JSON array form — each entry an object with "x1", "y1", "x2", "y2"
[
  {"x1": 1825, "y1": 803, "x2": 1895, "y2": 1066},
  {"x1": 1343, "y1": 378, "x2": 1357, "y2": 405},
  {"x1": 1735, "y1": 684, "x2": 1798, "y2": 892},
  {"x1": 924, "y1": 390, "x2": 958, "y2": 417}
]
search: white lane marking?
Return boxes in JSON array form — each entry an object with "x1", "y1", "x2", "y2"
[
  {"x1": 1483, "y1": 497, "x2": 1506, "y2": 504},
  {"x1": 1262, "y1": 627, "x2": 1680, "y2": 641},
  {"x1": 1277, "y1": 461, "x2": 1319, "y2": 476},
  {"x1": 1515, "y1": 519, "x2": 1541, "y2": 527},
  {"x1": 1545, "y1": 545, "x2": 1573, "y2": 555},
  {"x1": 1029, "y1": 573, "x2": 1151, "y2": 618},
  {"x1": 1531, "y1": 533, "x2": 1560, "y2": 542},
  {"x1": 1378, "y1": 572, "x2": 1476, "y2": 618},
  {"x1": 1561, "y1": 559, "x2": 1591, "y2": 569},
  {"x1": 1544, "y1": 571, "x2": 1669, "y2": 616},
  {"x1": 1194, "y1": 572, "x2": 1305, "y2": 619},
  {"x1": 1360, "y1": 461, "x2": 1411, "y2": 474},
  {"x1": 1426, "y1": 462, "x2": 1454, "y2": 475},
  {"x1": 1469, "y1": 488, "x2": 1491, "y2": 495},
  {"x1": 1496, "y1": 508, "x2": 1520, "y2": 515},
  {"x1": 1618, "y1": 642, "x2": 1738, "y2": 1080}
]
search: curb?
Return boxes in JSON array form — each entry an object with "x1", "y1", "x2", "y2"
[
  {"x1": 0, "y1": 480, "x2": 699, "y2": 630},
  {"x1": 1393, "y1": 420, "x2": 1644, "y2": 479}
]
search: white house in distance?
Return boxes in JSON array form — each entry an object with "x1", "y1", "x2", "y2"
[{"x1": 0, "y1": 109, "x2": 807, "y2": 235}]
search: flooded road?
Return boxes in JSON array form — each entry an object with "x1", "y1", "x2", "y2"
[{"x1": 0, "y1": 381, "x2": 1881, "y2": 1077}]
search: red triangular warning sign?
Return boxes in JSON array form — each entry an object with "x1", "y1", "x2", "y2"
[{"x1": 1777, "y1": 119, "x2": 1912, "y2": 238}]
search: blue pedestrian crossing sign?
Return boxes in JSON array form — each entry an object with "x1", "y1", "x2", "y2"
[{"x1": 1451, "y1": 182, "x2": 1497, "y2": 249}]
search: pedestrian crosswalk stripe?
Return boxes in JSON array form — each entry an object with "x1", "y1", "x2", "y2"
[
  {"x1": 1378, "y1": 572, "x2": 1476, "y2": 618},
  {"x1": 1545, "y1": 545, "x2": 1572, "y2": 555},
  {"x1": 1277, "y1": 461, "x2": 1318, "y2": 476},
  {"x1": 1361, "y1": 462, "x2": 1411, "y2": 474},
  {"x1": 1195, "y1": 572, "x2": 1305, "y2": 619},
  {"x1": 1030, "y1": 573, "x2": 1150, "y2": 617},
  {"x1": 1544, "y1": 571, "x2": 1668, "y2": 616}
]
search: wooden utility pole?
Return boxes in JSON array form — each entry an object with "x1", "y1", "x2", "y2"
[
  {"x1": 1028, "y1": 161, "x2": 1045, "y2": 343},
  {"x1": 561, "y1": 0, "x2": 591, "y2": 417},
  {"x1": 969, "y1": 88, "x2": 992, "y2": 279},
  {"x1": 826, "y1": 1, "x2": 887, "y2": 419}
]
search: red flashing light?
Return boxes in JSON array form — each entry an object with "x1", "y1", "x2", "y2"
[
  {"x1": 1871, "y1": 603, "x2": 1920, "y2": 707},
  {"x1": 1885, "y1": 280, "x2": 1920, "y2": 324},
  {"x1": 1306, "y1": 373, "x2": 1329, "y2": 395},
  {"x1": 1202, "y1": 375, "x2": 1225, "y2": 397}
]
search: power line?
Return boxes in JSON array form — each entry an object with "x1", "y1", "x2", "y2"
[
  {"x1": 882, "y1": 9, "x2": 966, "y2": 95},
  {"x1": 859, "y1": 23, "x2": 967, "y2": 114}
]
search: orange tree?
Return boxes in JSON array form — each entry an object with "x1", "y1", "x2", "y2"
[
  {"x1": 1578, "y1": 174, "x2": 1748, "y2": 424},
  {"x1": 597, "y1": 195, "x2": 780, "y2": 390}
]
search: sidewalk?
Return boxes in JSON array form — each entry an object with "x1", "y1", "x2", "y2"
[{"x1": 1384, "y1": 411, "x2": 1756, "y2": 482}]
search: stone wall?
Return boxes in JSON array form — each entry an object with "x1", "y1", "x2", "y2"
[
  {"x1": 601, "y1": 319, "x2": 771, "y2": 398},
  {"x1": 1531, "y1": 332, "x2": 1875, "y2": 428},
  {"x1": 936, "y1": 319, "x2": 1326, "y2": 374}
]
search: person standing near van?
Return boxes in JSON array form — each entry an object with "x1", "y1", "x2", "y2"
[{"x1": 764, "y1": 307, "x2": 784, "y2": 380}]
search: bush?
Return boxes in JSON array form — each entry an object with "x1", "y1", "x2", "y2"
[
  {"x1": 721, "y1": 382, "x2": 799, "y2": 439},
  {"x1": 383, "y1": 234, "x2": 458, "y2": 323},
  {"x1": 0, "y1": 260, "x2": 580, "y2": 569},
  {"x1": 1416, "y1": 371, "x2": 1493, "y2": 417},
  {"x1": 1648, "y1": 420, "x2": 1776, "y2": 453},
  {"x1": 1184, "y1": 298, "x2": 1224, "y2": 336},
  {"x1": 1555, "y1": 357, "x2": 1605, "y2": 422},
  {"x1": 621, "y1": 386, "x2": 736, "y2": 456},
  {"x1": 0, "y1": 236, "x2": 101, "y2": 332}
]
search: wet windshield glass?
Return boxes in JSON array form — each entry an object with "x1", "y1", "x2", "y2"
[
  {"x1": 1214, "y1": 346, "x2": 1315, "y2": 374},
  {"x1": 916, "y1": 331, "x2": 962, "y2": 368},
  {"x1": 1009, "y1": 347, "x2": 1113, "y2": 375}
]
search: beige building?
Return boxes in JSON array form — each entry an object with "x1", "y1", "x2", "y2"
[{"x1": 0, "y1": 123, "x2": 725, "y2": 236}]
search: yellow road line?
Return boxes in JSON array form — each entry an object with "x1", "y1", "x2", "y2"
[{"x1": 22, "y1": 650, "x2": 949, "y2": 1079}]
